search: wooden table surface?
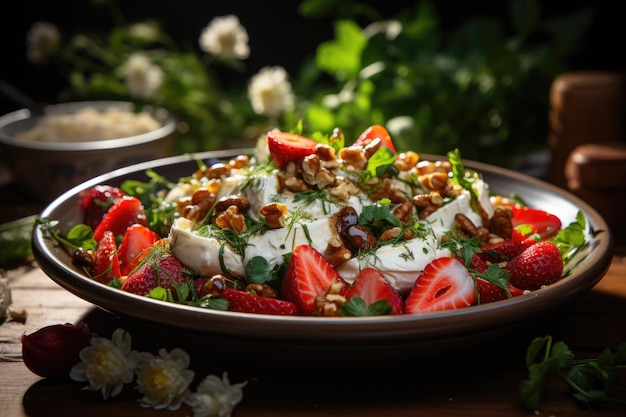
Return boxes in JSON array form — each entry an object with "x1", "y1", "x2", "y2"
[{"x1": 1, "y1": 243, "x2": 625, "y2": 417}]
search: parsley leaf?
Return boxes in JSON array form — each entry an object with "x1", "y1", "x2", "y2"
[
  {"x1": 359, "y1": 198, "x2": 402, "y2": 235},
  {"x1": 520, "y1": 336, "x2": 626, "y2": 412}
]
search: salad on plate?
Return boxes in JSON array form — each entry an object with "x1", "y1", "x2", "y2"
[{"x1": 38, "y1": 125, "x2": 588, "y2": 317}]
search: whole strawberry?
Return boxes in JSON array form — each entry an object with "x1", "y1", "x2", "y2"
[
  {"x1": 506, "y1": 241, "x2": 563, "y2": 290},
  {"x1": 79, "y1": 185, "x2": 126, "y2": 229}
]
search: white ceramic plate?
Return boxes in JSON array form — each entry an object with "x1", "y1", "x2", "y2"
[{"x1": 31, "y1": 149, "x2": 614, "y2": 358}]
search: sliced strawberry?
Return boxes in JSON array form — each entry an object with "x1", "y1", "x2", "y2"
[
  {"x1": 91, "y1": 231, "x2": 121, "y2": 284},
  {"x1": 221, "y1": 288, "x2": 299, "y2": 316},
  {"x1": 505, "y1": 241, "x2": 563, "y2": 291},
  {"x1": 80, "y1": 185, "x2": 126, "y2": 229},
  {"x1": 121, "y1": 238, "x2": 167, "y2": 277},
  {"x1": 281, "y1": 245, "x2": 349, "y2": 316},
  {"x1": 475, "y1": 278, "x2": 525, "y2": 304},
  {"x1": 120, "y1": 251, "x2": 190, "y2": 300},
  {"x1": 118, "y1": 224, "x2": 160, "y2": 276},
  {"x1": 510, "y1": 206, "x2": 562, "y2": 239},
  {"x1": 480, "y1": 238, "x2": 537, "y2": 263},
  {"x1": 344, "y1": 268, "x2": 404, "y2": 315},
  {"x1": 266, "y1": 130, "x2": 318, "y2": 170},
  {"x1": 93, "y1": 195, "x2": 147, "y2": 242},
  {"x1": 354, "y1": 124, "x2": 396, "y2": 153},
  {"x1": 404, "y1": 257, "x2": 476, "y2": 314}
]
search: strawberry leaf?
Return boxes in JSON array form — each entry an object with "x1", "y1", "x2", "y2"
[{"x1": 340, "y1": 296, "x2": 392, "y2": 317}]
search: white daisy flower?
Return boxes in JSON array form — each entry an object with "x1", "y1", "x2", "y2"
[
  {"x1": 247, "y1": 66, "x2": 295, "y2": 118},
  {"x1": 135, "y1": 347, "x2": 195, "y2": 410},
  {"x1": 185, "y1": 372, "x2": 247, "y2": 417},
  {"x1": 26, "y1": 21, "x2": 61, "y2": 65},
  {"x1": 199, "y1": 15, "x2": 250, "y2": 60},
  {"x1": 120, "y1": 53, "x2": 164, "y2": 100},
  {"x1": 69, "y1": 328, "x2": 139, "y2": 400}
]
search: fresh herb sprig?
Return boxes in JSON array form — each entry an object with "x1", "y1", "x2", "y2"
[
  {"x1": 520, "y1": 335, "x2": 626, "y2": 412},
  {"x1": 37, "y1": 218, "x2": 97, "y2": 252}
]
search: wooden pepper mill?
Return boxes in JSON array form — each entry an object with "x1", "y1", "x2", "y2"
[{"x1": 548, "y1": 71, "x2": 626, "y2": 244}]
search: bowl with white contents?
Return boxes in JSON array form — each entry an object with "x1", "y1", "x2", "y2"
[{"x1": 0, "y1": 101, "x2": 176, "y2": 202}]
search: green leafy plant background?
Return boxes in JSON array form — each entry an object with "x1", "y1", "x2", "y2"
[{"x1": 47, "y1": 0, "x2": 593, "y2": 169}]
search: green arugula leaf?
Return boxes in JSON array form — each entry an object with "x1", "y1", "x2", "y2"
[{"x1": 549, "y1": 210, "x2": 588, "y2": 266}]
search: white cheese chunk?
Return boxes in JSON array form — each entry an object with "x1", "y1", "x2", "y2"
[{"x1": 169, "y1": 218, "x2": 244, "y2": 277}]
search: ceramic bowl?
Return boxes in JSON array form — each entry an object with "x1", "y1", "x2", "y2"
[
  {"x1": 0, "y1": 101, "x2": 176, "y2": 202},
  {"x1": 31, "y1": 149, "x2": 614, "y2": 361}
]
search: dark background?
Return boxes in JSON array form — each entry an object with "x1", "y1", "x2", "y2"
[{"x1": 1, "y1": 0, "x2": 623, "y2": 116}]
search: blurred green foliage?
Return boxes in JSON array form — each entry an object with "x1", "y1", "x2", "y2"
[
  {"x1": 294, "y1": 0, "x2": 593, "y2": 168},
  {"x1": 52, "y1": 0, "x2": 592, "y2": 169}
]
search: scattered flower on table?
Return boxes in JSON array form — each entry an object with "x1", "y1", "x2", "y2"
[
  {"x1": 135, "y1": 347, "x2": 195, "y2": 410},
  {"x1": 248, "y1": 66, "x2": 295, "y2": 118},
  {"x1": 69, "y1": 327, "x2": 139, "y2": 399},
  {"x1": 199, "y1": 15, "x2": 250, "y2": 60},
  {"x1": 22, "y1": 324, "x2": 249, "y2": 414},
  {"x1": 26, "y1": 21, "x2": 60, "y2": 64},
  {"x1": 121, "y1": 53, "x2": 164, "y2": 100},
  {"x1": 184, "y1": 372, "x2": 247, "y2": 417}
]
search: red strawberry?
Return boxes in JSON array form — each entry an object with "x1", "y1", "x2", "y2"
[
  {"x1": 404, "y1": 257, "x2": 476, "y2": 314},
  {"x1": 92, "y1": 231, "x2": 121, "y2": 284},
  {"x1": 467, "y1": 253, "x2": 488, "y2": 273},
  {"x1": 480, "y1": 238, "x2": 537, "y2": 263},
  {"x1": 80, "y1": 185, "x2": 126, "y2": 229},
  {"x1": 506, "y1": 241, "x2": 563, "y2": 290},
  {"x1": 344, "y1": 268, "x2": 404, "y2": 315},
  {"x1": 475, "y1": 278, "x2": 525, "y2": 304},
  {"x1": 221, "y1": 288, "x2": 300, "y2": 316},
  {"x1": 118, "y1": 224, "x2": 160, "y2": 276},
  {"x1": 93, "y1": 195, "x2": 146, "y2": 242},
  {"x1": 266, "y1": 130, "x2": 318, "y2": 170},
  {"x1": 354, "y1": 124, "x2": 396, "y2": 153},
  {"x1": 281, "y1": 245, "x2": 349, "y2": 316},
  {"x1": 510, "y1": 206, "x2": 562, "y2": 239},
  {"x1": 121, "y1": 251, "x2": 189, "y2": 299}
]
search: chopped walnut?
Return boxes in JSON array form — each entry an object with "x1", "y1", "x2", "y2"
[
  {"x1": 489, "y1": 206, "x2": 514, "y2": 240},
  {"x1": 392, "y1": 201, "x2": 414, "y2": 224},
  {"x1": 419, "y1": 171, "x2": 450, "y2": 193},
  {"x1": 202, "y1": 162, "x2": 231, "y2": 179},
  {"x1": 328, "y1": 177, "x2": 360, "y2": 201},
  {"x1": 214, "y1": 195, "x2": 251, "y2": 213},
  {"x1": 260, "y1": 202, "x2": 288, "y2": 229},
  {"x1": 394, "y1": 151, "x2": 420, "y2": 171},
  {"x1": 313, "y1": 279, "x2": 347, "y2": 316},
  {"x1": 246, "y1": 283, "x2": 279, "y2": 298},
  {"x1": 325, "y1": 236, "x2": 352, "y2": 266},
  {"x1": 182, "y1": 189, "x2": 216, "y2": 223},
  {"x1": 338, "y1": 146, "x2": 367, "y2": 171},
  {"x1": 379, "y1": 226, "x2": 402, "y2": 242},
  {"x1": 215, "y1": 205, "x2": 246, "y2": 232},
  {"x1": 227, "y1": 154, "x2": 250, "y2": 169}
]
